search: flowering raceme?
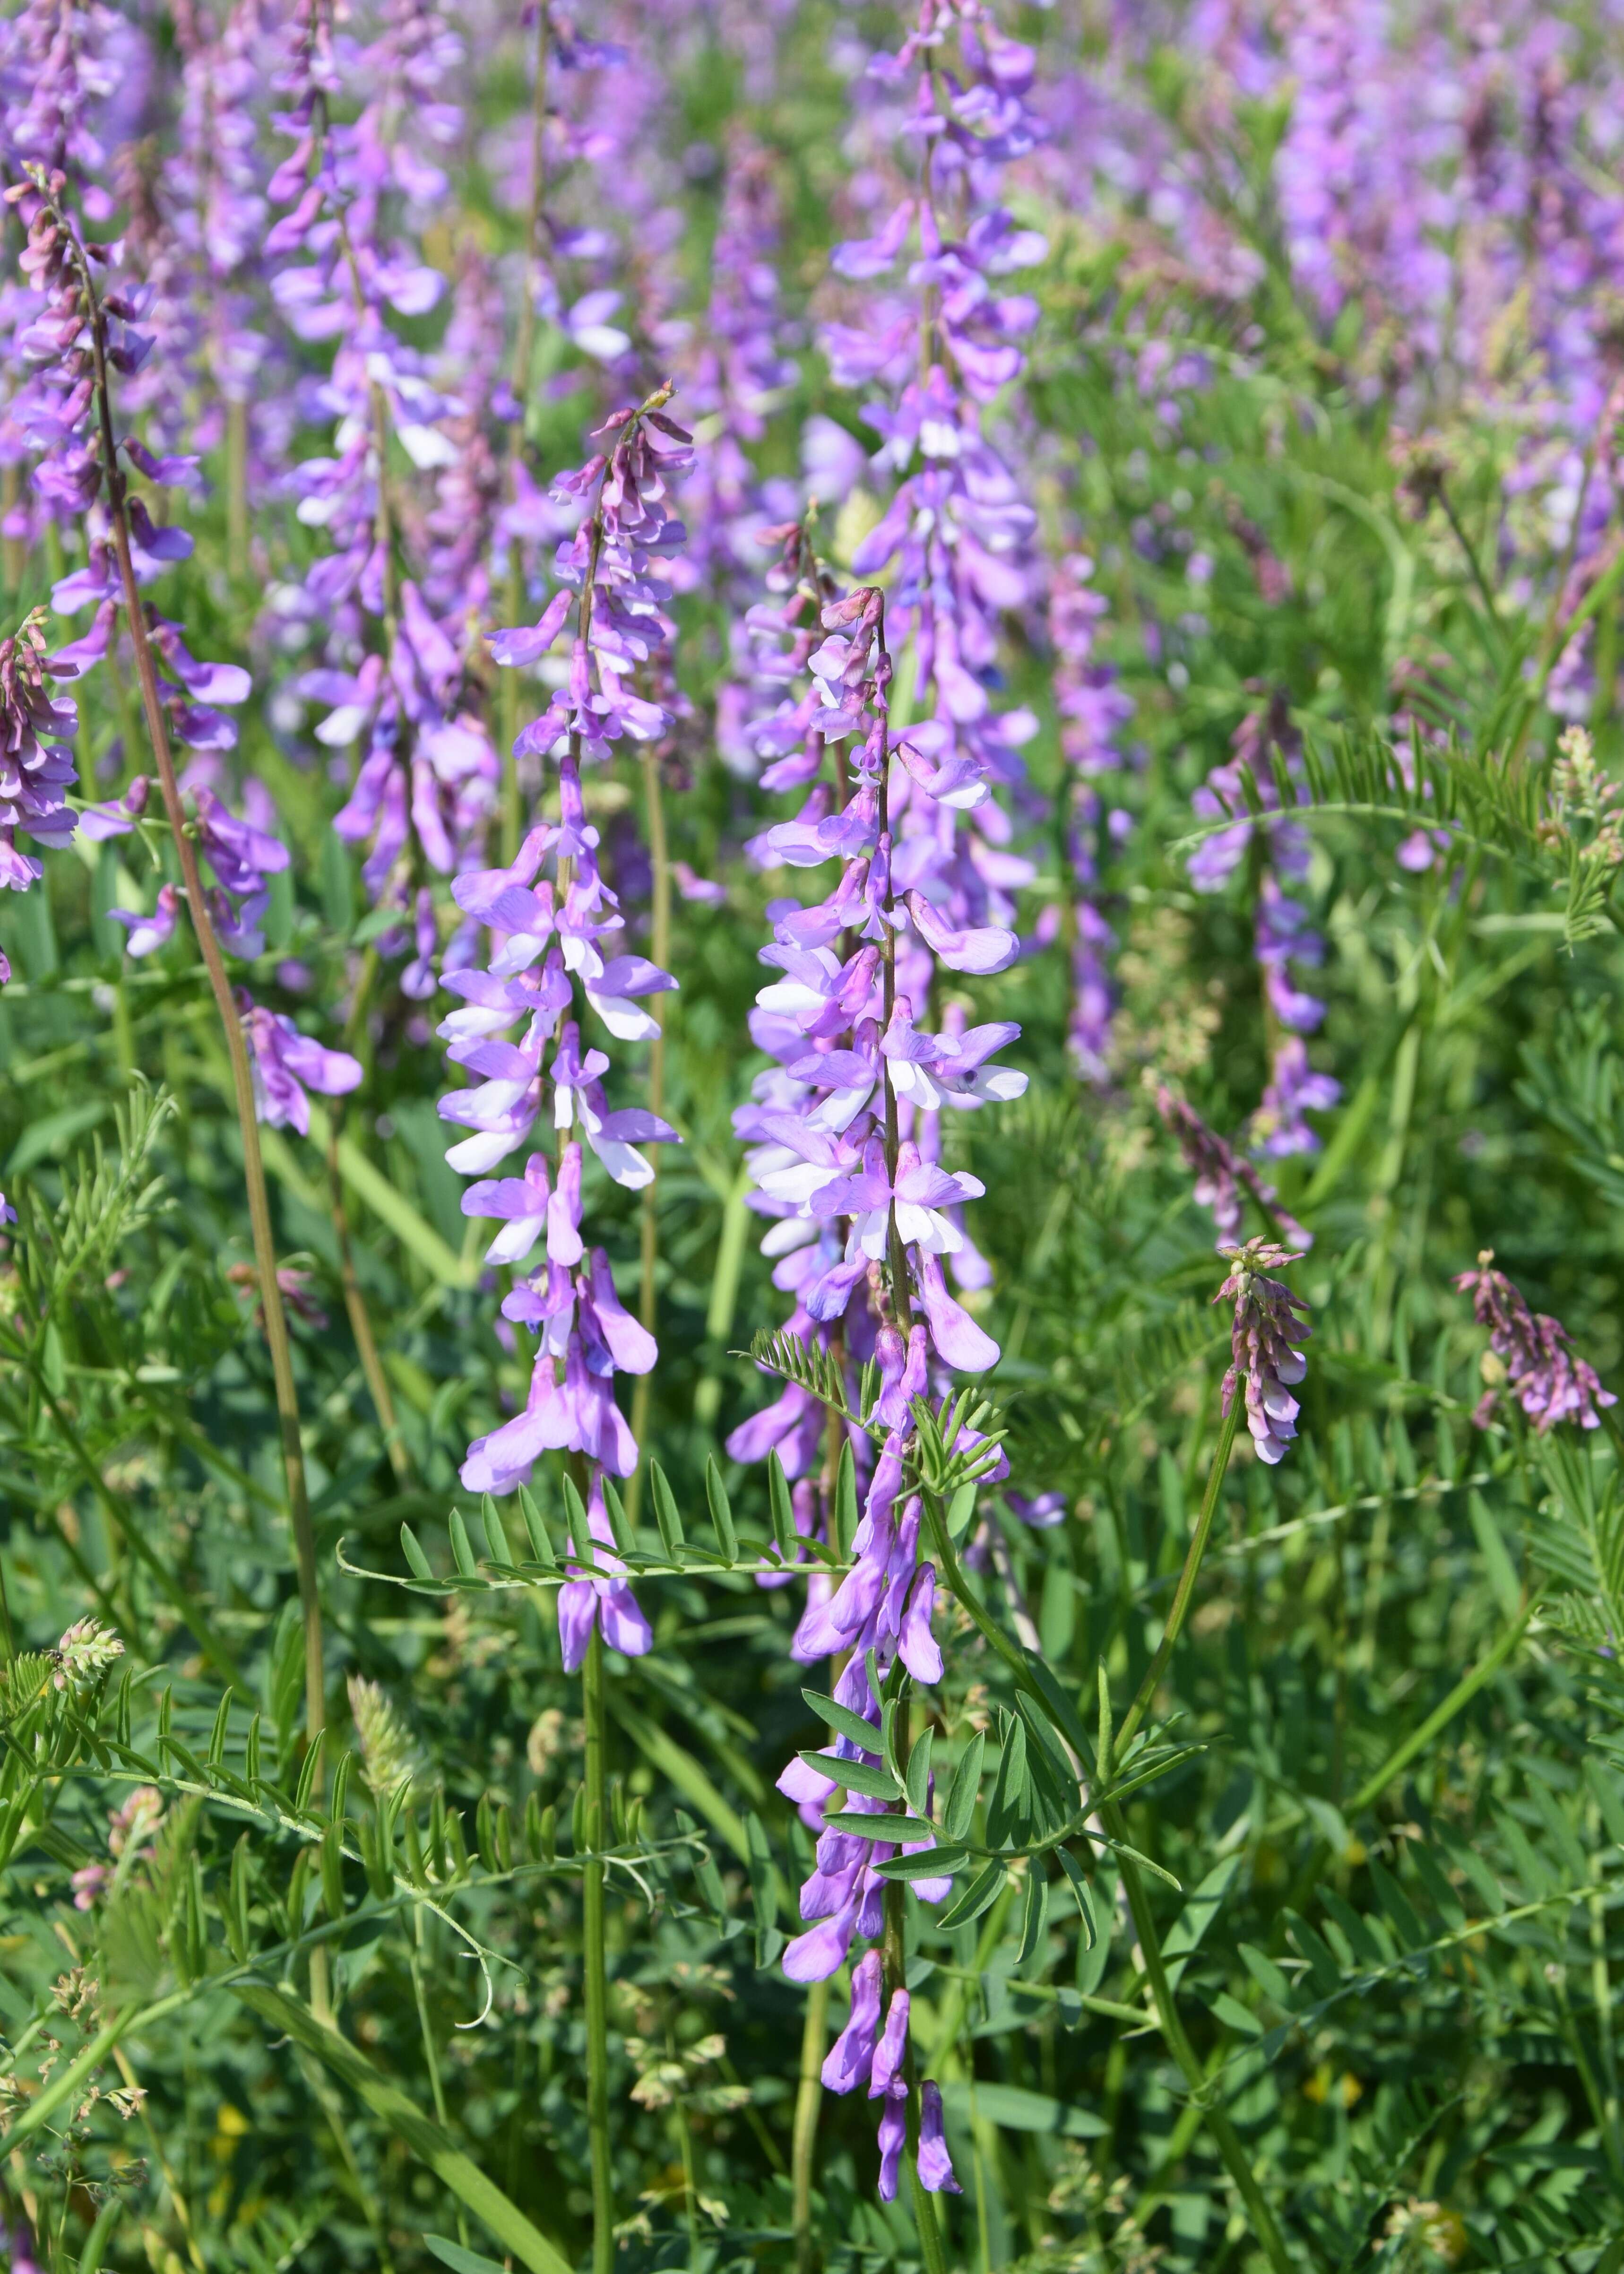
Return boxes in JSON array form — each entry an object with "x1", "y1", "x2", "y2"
[
  {"x1": 2, "y1": 137, "x2": 354, "y2": 1108},
  {"x1": 724, "y1": 0, "x2": 1058, "y2": 2206},
  {"x1": 441, "y1": 386, "x2": 691, "y2": 1671},
  {"x1": 1457, "y1": 1251, "x2": 1617, "y2": 1435}
]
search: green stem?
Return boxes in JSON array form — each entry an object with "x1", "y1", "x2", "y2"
[
  {"x1": 410, "y1": 1912, "x2": 469, "y2": 2248},
  {"x1": 582, "y1": 1622, "x2": 614, "y2": 2274},
  {"x1": 1105, "y1": 1807, "x2": 1295, "y2": 2274},
  {"x1": 791, "y1": 1977, "x2": 828, "y2": 2274},
  {"x1": 1436, "y1": 481, "x2": 1503, "y2": 654},
  {"x1": 1347, "y1": 1603, "x2": 1530, "y2": 1816},
  {"x1": 1114, "y1": 1386, "x2": 1244, "y2": 1760}
]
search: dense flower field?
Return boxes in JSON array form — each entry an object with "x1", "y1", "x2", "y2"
[{"x1": 6, "y1": 0, "x2": 1624, "y2": 2267}]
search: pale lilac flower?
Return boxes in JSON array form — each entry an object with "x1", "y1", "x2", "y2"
[
  {"x1": 822, "y1": 1949, "x2": 883, "y2": 2093},
  {"x1": 110, "y1": 882, "x2": 179, "y2": 958},
  {"x1": 1456, "y1": 1251, "x2": 1616, "y2": 1434},
  {"x1": 918, "y1": 2082, "x2": 962, "y2": 2194},
  {"x1": 876, "y1": 2086, "x2": 908, "y2": 2203},
  {"x1": 1215, "y1": 1239, "x2": 1312, "y2": 1466},
  {"x1": 1250, "y1": 1038, "x2": 1341, "y2": 1159},
  {"x1": 554, "y1": 1474, "x2": 652, "y2": 1675},
  {"x1": 241, "y1": 994, "x2": 363, "y2": 1136}
]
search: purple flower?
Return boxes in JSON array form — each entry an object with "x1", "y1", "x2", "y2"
[
  {"x1": 240, "y1": 995, "x2": 363, "y2": 1136},
  {"x1": 918, "y1": 2081, "x2": 962, "y2": 2194},
  {"x1": 821, "y1": 1949, "x2": 883, "y2": 2093},
  {"x1": 0, "y1": 609, "x2": 82, "y2": 900},
  {"x1": 869, "y1": 1989, "x2": 909, "y2": 2100},
  {"x1": 443, "y1": 388, "x2": 694, "y2": 1527},
  {"x1": 876, "y1": 2086, "x2": 908, "y2": 2203},
  {"x1": 554, "y1": 1475, "x2": 651, "y2": 1674},
  {"x1": 1250, "y1": 1038, "x2": 1341, "y2": 1159},
  {"x1": 111, "y1": 882, "x2": 179, "y2": 958},
  {"x1": 1158, "y1": 1086, "x2": 1311, "y2": 1252},
  {"x1": 1215, "y1": 1240, "x2": 1313, "y2": 1466},
  {"x1": 1456, "y1": 1251, "x2": 1617, "y2": 1434}
]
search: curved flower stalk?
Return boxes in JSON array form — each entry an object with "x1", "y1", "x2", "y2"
[
  {"x1": 1456, "y1": 1250, "x2": 1616, "y2": 1435},
  {"x1": 441, "y1": 384, "x2": 691, "y2": 1666}
]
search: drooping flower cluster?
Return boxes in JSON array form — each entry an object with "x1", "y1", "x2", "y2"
[
  {"x1": 1215, "y1": 1238, "x2": 1312, "y2": 1466},
  {"x1": 1157, "y1": 1085, "x2": 1309, "y2": 1253},
  {"x1": 1456, "y1": 1250, "x2": 1616, "y2": 1435},
  {"x1": 441, "y1": 389, "x2": 692, "y2": 1672}
]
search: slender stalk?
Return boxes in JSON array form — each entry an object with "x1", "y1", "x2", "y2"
[
  {"x1": 1435, "y1": 479, "x2": 1503, "y2": 656},
  {"x1": 582, "y1": 1622, "x2": 614, "y2": 2274},
  {"x1": 320, "y1": 946, "x2": 405, "y2": 1479},
  {"x1": 410, "y1": 1911, "x2": 470, "y2": 2248},
  {"x1": 1105, "y1": 1810, "x2": 1295, "y2": 2274},
  {"x1": 625, "y1": 744, "x2": 670, "y2": 1523},
  {"x1": 111, "y1": 2047, "x2": 205, "y2": 2274},
  {"x1": 81, "y1": 242, "x2": 330, "y2": 2009},
  {"x1": 672, "y1": 2082, "x2": 702, "y2": 2273},
  {"x1": 790, "y1": 1977, "x2": 828, "y2": 2274},
  {"x1": 882, "y1": 1731, "x2": 947, "y2": 2274},
  {"x1": 1114, "y1": 1386, "x2": 1244, "y2": 1761}
]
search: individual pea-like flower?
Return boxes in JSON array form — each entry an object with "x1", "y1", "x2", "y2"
[
  {"x1": 1249, "y1": 1036, "x2": 1341, "y2": 1159},
  {"x1": 917, "y1": 2082, "x2": 962, "y2": 2195},
  {"x1": 1215, "y1": 1239, "x2": 1312, "y2": 1465},
  {"x1": 239, "y1": 993, "x2": 363, "y2": 1134},
  {"x1": 110, "y1": 882, "x2": 179, "y2": 958},
  {"x1": 1455, "y1": 1250, "x2": 1616, "y2": 1434}
]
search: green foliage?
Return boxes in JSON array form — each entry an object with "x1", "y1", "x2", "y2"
[{"x1": 12, "y1": 13, "x2": 1624, "y2": 2274}]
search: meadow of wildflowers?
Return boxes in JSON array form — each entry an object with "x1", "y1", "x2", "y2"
[{"x1": 7, "y1": 1, "x2": 1624, "y2": 2268}]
